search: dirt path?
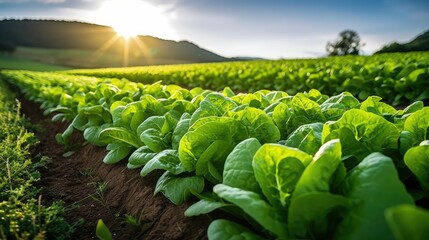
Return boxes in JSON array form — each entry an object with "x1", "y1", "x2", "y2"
[{"x1": 20, "y1": 99, "x2": 211, "y2": 240}]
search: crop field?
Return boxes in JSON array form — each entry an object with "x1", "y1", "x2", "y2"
[
  {"x1": 1, "y1": 53, "x2": 429, "y2": 239},
  {"x1": 66, "y1": 52, "x2": 429, "y2": 106}
]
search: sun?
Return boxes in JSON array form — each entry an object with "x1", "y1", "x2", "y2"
[
  {"x1": 114, "y1": 25, "x2": 139, "y2": 39},
  {"x1": 93, "y1": 0, "x2": 177, "y2": 39}
]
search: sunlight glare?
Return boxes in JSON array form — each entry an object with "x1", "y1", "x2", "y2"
[{"x1": 94, "y1": 0, "x2": 177, "y2": 39}]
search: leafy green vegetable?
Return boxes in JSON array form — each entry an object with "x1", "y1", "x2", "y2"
[
  {"x1": 103, "y1": 144, "x2": 133, "y2": 164},
  {"x1": 292, "y1": 139, "x2": 342, "y2": 197},
  {"x1": 120, "y1": 95, "x2": 165, "y2": 131},
  {"x1": 288, "y1": 192, "x2": 352, "y2": 239},
  {"x1": 208, "y1": 219, "x2": 264, "y2": 240},
  {"x1": 335, "y1": 153, "x2": 414, "y2": 240},
  {"x1": 99, "y1": 127, "x2": 141, "y2": 148},
  {"x1": 179, "y1": 117, "x2": 246, "y2": 182},
  {"x1": 273, "y1": 94, "x2": 326, "y2": 138},
  {"x1": 253, "y1": 144, "x2": 312, "y2": 208},
  {"x1": 127, "y1": 146, "x2": 157, "y2": 168},
  {"x1": 195, "y1": 139, "x2": 234, "y2": 183},
  {"x1": 227, "y1": 107, "x2": 280, "y2": 143},
  {"x1": 185, "y1": 197, "x2": 232, "y2": 217},
  {"x1": 137, "y1": 111, "x2": 180, "y2": 152},
  {"x1": 404, "y1": 141, "x2": 429, "y2": 192},
  {"x1": 319, "y1": 92, "x2": 360, "y2": 121},
  {"x1": 284, "y1": 122, "x2": 323, "y2": 155},
  {"x1": 400, "y1": 107, "x2": 429, "y2": 153},
  {"x1": 83, "y1": 124, "x2": 111, "y2": 146},
  {"x1": 360, "y1": 96, "x2": 397, "y2": 116},
  {"x1": 223, "y1": 138, "x2": 262, "y2": 193},
  {"x1": 172, "y1": 113, "x2": 191, "y2": 150},
  {"x1": 213, "y1": 184, "x2": 288, "y2": 239},
  {"x1": 288, "y1": 140, "x2": 350, "y2": 238},
  {"x1": 140, "y1": 149, "x2": 186, "y2": 176},
  {"x1": 323, "y1": 109, "x2": 400, "y2": 162},
  {"x1": 96, "y1": 219, "x2": 112, "y2": 240},
  {"x1": 190, "y1": 93, "x2": 237, "y2": 125},
  {"x1": 154, "y1": 172, "x2": 204, "y2": 205},
  {"x1": 385, "y1": 204, "x2": 429, "y2": 240}
]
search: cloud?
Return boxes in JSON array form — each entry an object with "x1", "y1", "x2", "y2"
[
  {"x1": 38, "y1": 0, "x2": 66, "y2": 3},
  {"x1": 0, "y1": 0, "x2": 66, "y2": 4}
]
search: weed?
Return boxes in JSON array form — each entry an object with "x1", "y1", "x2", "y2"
[
  {"x1": 89, "y1": 181, "x2": 109, "y2": 208},
  {"x1": 79, "y1": 168, "x2": 96, "y2": 177},
  {"x1": 123, "y1": 210, "x2": 144, "y2": 228}
]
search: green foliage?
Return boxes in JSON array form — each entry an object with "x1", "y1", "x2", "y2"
[
  {"x1": 208, "y1": 219, "x2": 264, "y2": 240},
  {"x1": 96, "y1": 219, "x2": 112, "y2": 240},
  {"x1": 404, "y1": 141, "x2": 429, "y2": 192},
  {"x1": 140, "y1": 149, "x2": 186, "y2": 176},
  {"x1": 0, "y1": 79, "x2": 75, "y2": 240},
  {"x1": 2, "y1": 59, "x2": 429, "y2": 240},
  {"x1": 213, "y1": 184, "x2": 288, "y2": 239},
  {"x1": 223, "y1": 138, "x2": 262, "y2": 193},
  {"x1": 154, "y1": 172, "x2": 204, "y2": 205},
  {"x1": 253, "y1": 144, "x2": 312, "y2": 208},
  {"x1": 334, "y1": 153, "x2": 414, "y2": 240},
  {"x1": 67, "y1": 51, "x2": 429, "y2": 105},
  {"x1": 385, "y1": 205, "x2": 429, "y2": 240},
  {"x1": 326, "y1": 30, "x2": 362, "y2": 56}
]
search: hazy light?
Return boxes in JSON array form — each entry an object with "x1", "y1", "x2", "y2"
[{"x1": 92, "y1": 0, "x2": 177, "y2": 39}]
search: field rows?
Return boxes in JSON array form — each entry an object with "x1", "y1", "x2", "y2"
[
  {"x1": 66, "y1": 52, "x2": 429, "y2": 105},
  {"x1": 1, "y1": 66, "x2": 429, "y2": 239}
]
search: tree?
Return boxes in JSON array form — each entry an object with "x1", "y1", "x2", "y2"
[{"x1": 326, "y1": 30, "x2": 363, "y2": 56}]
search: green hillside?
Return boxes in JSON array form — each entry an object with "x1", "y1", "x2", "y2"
[
  {"x1": 0, "y1": 19, "x2": 230, "y2": 68},
  {"x1": 375, "y1": 30, "x2": 429, "y2": 54}
]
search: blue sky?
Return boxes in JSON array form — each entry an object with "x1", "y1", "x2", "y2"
[{"x1": 0, "y1": 0, "x2": 428, "y2": 59}]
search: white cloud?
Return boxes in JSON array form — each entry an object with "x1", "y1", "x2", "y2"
[{"x1": 0, "y1": 0, "x2": 66, "y2": 4}]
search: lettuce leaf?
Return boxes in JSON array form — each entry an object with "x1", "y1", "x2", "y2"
[
  {"x1": 335, "y1": 153, "x2": 414, "y2": 240},
  {"x1": 253, "y1": 144, "x2": 312, "y2": 208}
]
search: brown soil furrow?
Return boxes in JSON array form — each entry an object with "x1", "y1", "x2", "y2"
[{"x1": 20, "y1": 98, "x2": 210, "y2": 240}]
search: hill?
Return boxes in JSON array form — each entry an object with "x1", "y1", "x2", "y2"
[
  {"x1": 375, "y1": 30, "x2": 429, "y2": 54},
  {"x1": 0, "y1": 19, "x2": 229, "y2": 68}
]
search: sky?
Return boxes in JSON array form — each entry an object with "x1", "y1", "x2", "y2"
[{"x1": 0, "y1": 0, "x2": 428, "y2": 59}]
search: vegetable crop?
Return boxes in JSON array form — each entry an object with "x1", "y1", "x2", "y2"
[
  {"x1": 65, "y1": 51, "x2": 429, "y2": 105},
  {"x1": 2, "y1": 62, "x2": 429, "y2": 239}
]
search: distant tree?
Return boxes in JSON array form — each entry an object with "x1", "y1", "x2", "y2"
[
  {"x1": 0, "y1": 41, "x2": 16, "y2": 55},
  {"x1": 326, "y1": 30, "x2": 363, "y2": 56}
]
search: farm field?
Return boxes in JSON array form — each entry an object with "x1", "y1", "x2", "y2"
[
  {"x1": 0, "y1": 53, "x2": 70, "y2": 71},
  {"x1": 1, "y1": 52, "x2": 429, "y2": 239},
  {"x1": 66, "y1": 51, "x2": 429, "y2": 106}
]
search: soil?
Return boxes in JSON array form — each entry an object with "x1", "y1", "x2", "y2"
[{"x1": 20, "y1": 98, "x2": 212, "y2": 240}]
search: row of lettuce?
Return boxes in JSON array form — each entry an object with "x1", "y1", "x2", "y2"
[
  {"x1": 65, "y1": 51, "x2": 429, "y2": 105},
  {"x1": 2, "y1": 70, "x2": 428, "y2": 239},
  {"x1": 0, "y1": 78, "x2": 75, "y2": 239}
]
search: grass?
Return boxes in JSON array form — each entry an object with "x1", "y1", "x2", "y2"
[
  {"x1": 0, "y1": 54, "x2": 71, "y2": 71},
  {"x1": 3, "y1": 46, "x2": 194, "y2": 70},
  {"x1": 15, "y1": 46, "x2": 124, "y2": 69},
  {"x1": 88, "y1": 181, "x2": 109, "y2": 208},
  {"x1": 123, "y1": 211, "x2": 145, "y2": 228},
  {"x1": 0, "y1": 78, "x2": 76, "y2": 239}
]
